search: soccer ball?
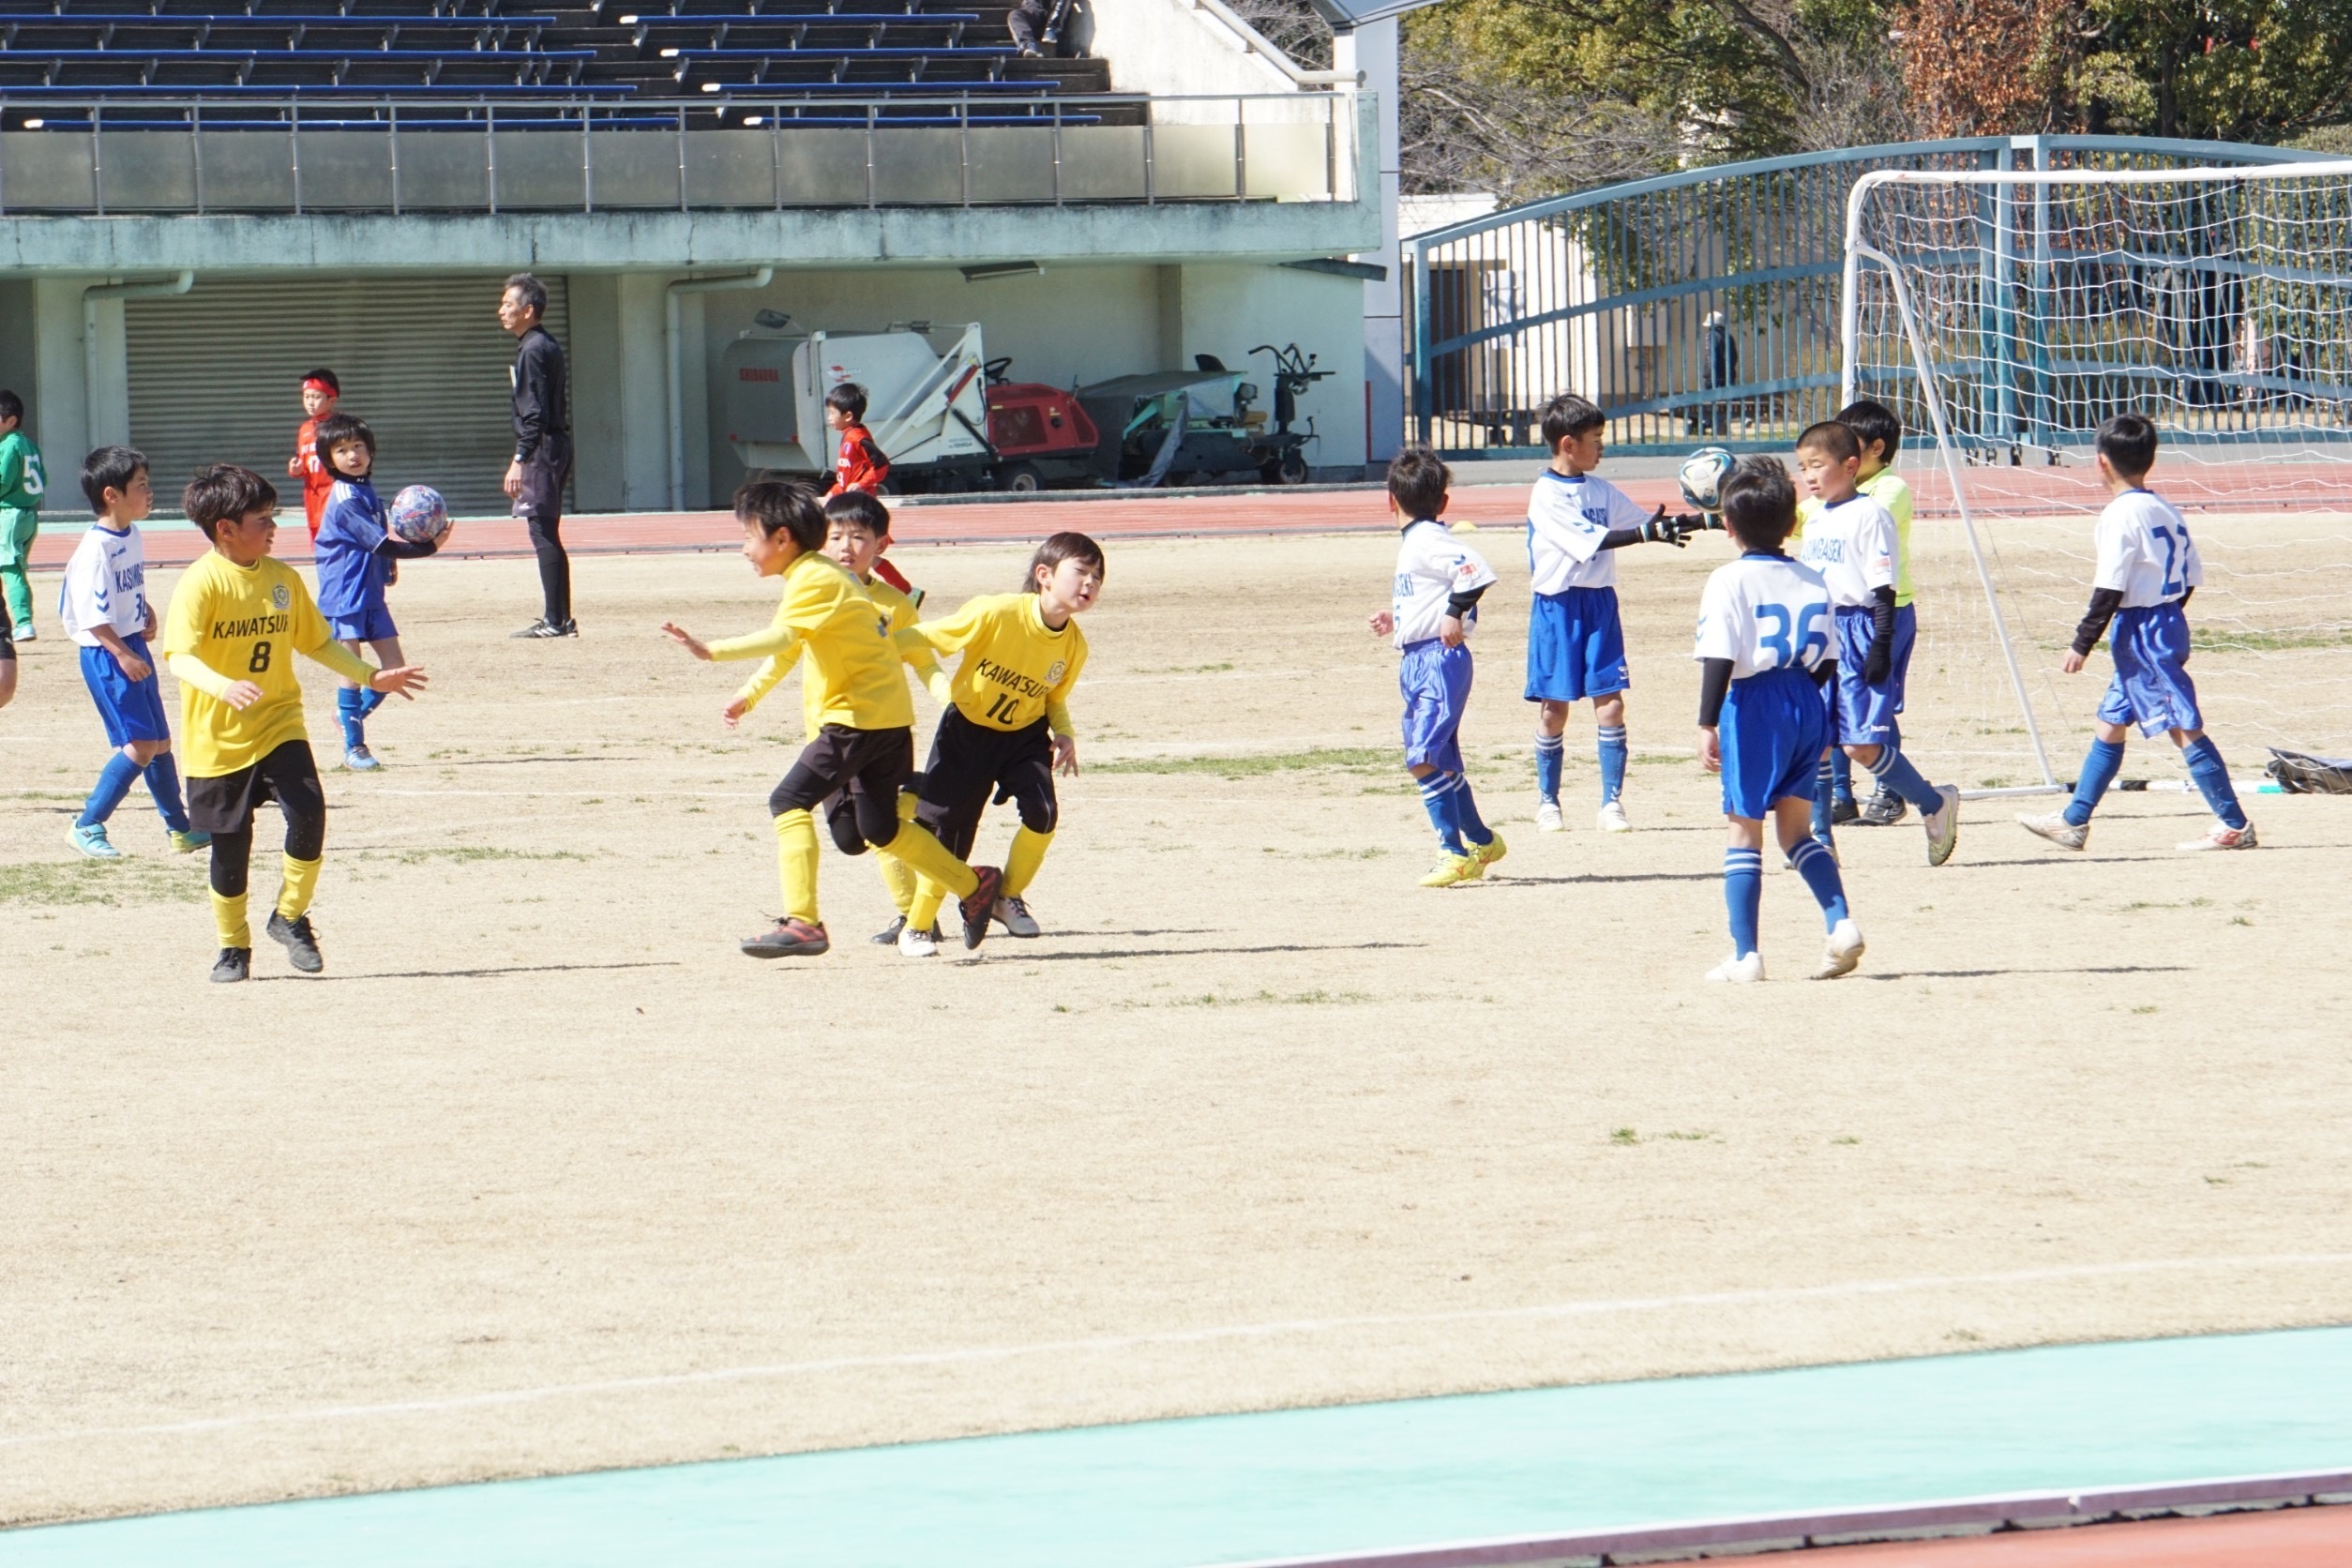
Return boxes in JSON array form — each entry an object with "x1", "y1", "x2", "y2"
[
  {"x1": 1677, "y1": 446, "x2": 1738, "y2": 513},
  {"x1": 387, "y1": 484, "x2": 451, "y2": 546}
]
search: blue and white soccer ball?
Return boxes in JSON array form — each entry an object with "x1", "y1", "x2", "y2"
[
  {"x1": 1677, "y1": 446, "x2": 1738, "y2": 513},
  {"x1": 388, "y1": 484, "x2": 451, "y2": 546}
]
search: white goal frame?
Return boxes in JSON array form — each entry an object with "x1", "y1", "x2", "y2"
[{"x1": 1838, "y1": 159, "x2": 2352, "y2": 797}]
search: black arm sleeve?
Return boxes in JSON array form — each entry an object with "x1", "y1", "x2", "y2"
[
  {"x1": 2072, "y1": 587, "x2": 2124, "y2": 656},
  {"x1": 1444, "y1": 582, "x2": 1489, "y2": 616},
  {"x1": 1812, "y1": 657, "x2": 1839, "y2": 687},
  {"x1": 512, "y1": 335, "x2": 550, "y2": 462},
  {"x1": 1598, "y1": 526, "x2": 1645, "y2": 550},
  {"x1": 376, "y1": 535, "x2": 440, "y2": 561},
  {"x1": 1870, "y1": 584, "x2": 1897, "y2": 650},
  {"x1": 1697, "y1": 657, "x2": 1733, "y2": 727}
]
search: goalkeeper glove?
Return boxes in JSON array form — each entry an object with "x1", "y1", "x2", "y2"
[{"x1": 1640, "y1": 507, "x2": 1702, "y2": 548}]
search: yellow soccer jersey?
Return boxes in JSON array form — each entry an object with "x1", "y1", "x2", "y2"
[
  {"x1": 1800, "y1": 472, "x2": 1916, "y2": 609},
  {"x1": 162, "y1": 550, "x2": 366, "y2": 777},
  {"x1": 902, "y1": 591, "x2": 1088, "y2": 734},
  {"x1": 734, "y1": 576, "x2": 946, "y2": 739},
  {"x1": 707, "y1": 550, "x2": 913, "y2": 731}
]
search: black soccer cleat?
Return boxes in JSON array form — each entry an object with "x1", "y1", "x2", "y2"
[
  {"x1": 1860, "y1": 788, "x2": 1909, "y2": 827},
  {"x1": 1829, "y1": 796, "x2": 1862, "y2": 826},
  {"x1": 958, "y1": 866, "x2": 1003, "y2": 951},
  {"x1": 266, "y1": 911, "x2": 325, "y2": 973},
  {"x1": 210, "y1": 946, "x2": 251, "y2": 984},
  {"x1": 510, "y1": 618, "x2": 580, "y2": 640},
  {"x1": 872, "y1": 914, "x2": 908, "y2": 945}
]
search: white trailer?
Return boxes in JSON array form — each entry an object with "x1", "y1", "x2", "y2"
[{"x1": 719, "y1": 323, "x2": 993, "y2": 490}]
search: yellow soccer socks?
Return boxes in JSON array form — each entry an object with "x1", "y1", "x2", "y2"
[
  {"x1": 878, "y1": 792, "x2": 920, "y2": 914},
  {"x1": 278, "y1": 854, "x2": 323, "y2": 922},
  {"x1": 877, "y1": 821, "x2": 978, "y2": 900},
  {"x1": 211, "y1": 891, "x2": 251, "y2": 950},
  {"x1": 1003, "y1": 827, "x2": 1053, "y2": 898},
  {"x1": 773, "y1": 808, "x2": 822, "y2": 924}
]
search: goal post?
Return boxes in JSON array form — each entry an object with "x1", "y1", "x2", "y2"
[{"x1": 1839, "y1": 160, "x2": 2352, "y2": 796}]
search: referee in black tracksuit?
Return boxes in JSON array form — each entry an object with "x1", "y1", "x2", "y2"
[{"x1": 500, "y1": 272, "x2": 577, "y2": 639}]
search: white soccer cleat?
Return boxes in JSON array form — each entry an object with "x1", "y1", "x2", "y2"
[
  {"x1": 1596, "y1": 799, "x2": 1632, "y2": 834},
  {"x1": 1705, "y1": 950, "x2": 1765, "y2": 984},
  {"x1": 2177, "y1": 821, "x2": 2258, "y2": 852},
  {"x1": 897, "y1": 921, "x2": 940, "y2": 959},
  {"x1": 1813, "y1": 918, "x2": 1866, "y2": 980},
  {"x1": 993, "y1": 894, "x2": 1041, "y2": 937},
  {"x1": 1534, "y1": 799, "x2": 1565, "y2": 833},
  {"x1": 2015, "y1": 811, "x2": 2088, "y2": 851},
  {"x1": 1922, "y1": 785, "x2": 1961, "y2": 866}
]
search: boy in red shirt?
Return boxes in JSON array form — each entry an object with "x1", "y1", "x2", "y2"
[
  {"x1": 824, "y1": 382, "x2": 912, "y2": 590},
  {"x1": 286, "y1": 369, "x2": 339, "y2": 541}
]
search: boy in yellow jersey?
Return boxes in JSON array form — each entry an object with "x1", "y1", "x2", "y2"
[
  {"x1": 725, "y1": 490, "x2": 953, "y2": 946},
  {"x1": 892, "y1": 531, "x2": 1100, "y2": 959},
  {"x1": 662, "y1": 479, "x2": 1001, "y2": 958},
  {"x1": 1807, "y1": 399, "x2": 1917, "y2": 826},
  {"x1": 162, "y1": 465, "x2": 428, "y2": 983}
]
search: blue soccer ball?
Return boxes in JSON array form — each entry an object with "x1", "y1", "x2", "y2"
[
  {"x1": 1677, "y1": 447, "x2": 1738, "y2": 513},
  {"x1": 388, "y1": 484, "x2": 451, "y2": 546}
]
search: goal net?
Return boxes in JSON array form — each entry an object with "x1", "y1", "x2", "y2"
[{"x1": 1842, "y1": 161, "x2": 2352, "y2": 795}]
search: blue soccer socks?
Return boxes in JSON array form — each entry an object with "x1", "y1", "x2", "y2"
[
  {"x1": 142, "y1": 751, "x2": 192, "y2": 834},
  {"x1": 1862, "y1": 741, "x2": 1943, "y2": 815},
  {"x1": 335, "y1": 686, "x2": 367, "y2": 752},
  {"x1": 1723, "y1": 848, "x2": 1764, "y2": 957},
  {"x1": 1447, "y1": 772, "x2": 1494, "y2": 847},
  {"x1": 2182, "y1": 736, "x2": 2249, "y2": 830},
  {"x1": 1810, "y1": 752, "x2": 1837, "y2": 848},
  {"x1": 1533, "y1": 732, "x2": 1565, "y2": 804},
  {"x1": 78, "y1": 750, "x2": 144, "y2": 829},
  {"x1": 1788, "y1": 837, "x2": 1851, "y2": 927},
  {"x1": 2064, "y1": 738, "x2": 2127, "y2": 827},
  {"x1": 1419, "y1": 773, "x2": 1467, "y2": 855},
  {"x1": 1596, "y1": 725, "x2": 1628, "y2": 805},
  {"x1": 357, "y1": 686, "x2": 387, "y2": 719},
  {"x1": 1829, "y1": 746, "x2": 1855, "y2": 806}
]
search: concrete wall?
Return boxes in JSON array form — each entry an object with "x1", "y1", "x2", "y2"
[{"x1": 1074, "y1": 0, "x2": 1301, "y2": 98}]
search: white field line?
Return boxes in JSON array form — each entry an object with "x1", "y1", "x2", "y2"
[{"x1": 6, "y1": 1254, "x2": 2349, "y2": 1452}]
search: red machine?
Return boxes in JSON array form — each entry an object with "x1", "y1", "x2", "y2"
[{"x1": 982, "y1": 358, "x2": 1101, "y2": 491}]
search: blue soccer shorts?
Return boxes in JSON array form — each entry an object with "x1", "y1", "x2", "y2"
[
  {"x1": 2099, "y1": 601, "x2": 2203, "y2": 736},
  {"x1": 326, "y1": 602, "x2": 399, "y2": 643},
  {"x1": 79, "y1": 635, "x2": 172, "y2": 746},
  {"x1": 1719, "y1": 665, "x2": 1831, "y2": 821},
  {"x1": 1831, "y1": 602, "x2": 1915, "y2": 746},
  {"x1": 1524, "y1": 585, "x2": 1629, "y2": 703},
  {"x1": 1400, "y1": 638, "x2": 1474, "y2": 774}
]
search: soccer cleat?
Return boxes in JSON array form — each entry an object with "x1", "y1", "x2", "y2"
[
  {"x1": 510, "y1": 618, "x2": 580, "y2": 640},
  {"x1": 168, "y1": 828, "x2": 211, "y2": 854},
  {"x1": 2178, "y1": 821, "x2": 2258, "y2": 852},
  {"x1": 1830, "y1": 795, "x2": 1862, "y2": 826},
  {"x1": 741, "y1": 916, "x2": 829, "y2": 957},
  {"x1": 1534, "y1": 799, "x2": 1565, "y2": 833},
  {"x1": 68, "y1": 822, "x2": 122, "y2": 859},
  {"x1": 993, "y1": 894, "x2": 1041, "y2": 938},
  {"x1": 1596, "y1": 799, "x2": 1632, "y2": 834},
  {"x1": 342, "y1": 746, "x2": 383, "y2": 773},
  {"x1": 959, "y1": 866, "x2": 1003, "y2": 950},
  {"x1": 1418, "y1": 852, "x2": 1482, "y2": 888},
  {"x1": 872, "y1": 914, "x2": 908, "y2": 945},
  {"x1": 209, "y1": 946, "x2": 251, "y2": 984},
  {"x1": 9, "y1": 624, "x2": 33, "y2": 642},
  {"x1": 897, "y1": 921, "x2": 940, "y2": 959},
  {"x1": 2015, "y1": 811, "x2": 2088, "y2": 851},
  {"x1": 1814, "y1": 918, "x2": 1866, "y2": 980},
  {"x1": 1922, "y1": 785, "x2": 1961, "y2": 867},
  {"x1": 1470, "y1": 830, "x2": 1509, "y2": 874},
  {"x1": 1859, "y1": 788, "x2": 1907, "y2": 826},
  {"x1": 265, "y1": 911, "x2": 324, "y2": 974},
  {"x1": 1705, "y1": 950, "x2": 1766, "y2": 984}
]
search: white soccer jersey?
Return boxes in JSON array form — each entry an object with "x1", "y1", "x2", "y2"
[
  {"x1": 1694, "y1": 552, "x2": 1832, "y2": 680},
  {"x1": 58, "y1": 523, "x2": 149, "y2": 646},
  {"x1": 1525, "y1": 469, "x2": 1651, "y2": 595},
  {"x1": 1795, "y1": 493, "x2": 1897, "y2": 608},
  {"x1": 2093, "y1": 489, "x2": 2202, "y2": 609},
  {"x1": 1391, "y1": 519, "x2": 1498, "y2": 648}
]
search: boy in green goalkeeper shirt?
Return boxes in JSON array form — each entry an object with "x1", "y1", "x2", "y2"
[{"x1": 0, "y1": 390, "x2": 49, "y2": 641}]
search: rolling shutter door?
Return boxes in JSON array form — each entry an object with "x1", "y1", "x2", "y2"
[{"x1": 127, "y1": 274, "x2": 569, "y2": 519}]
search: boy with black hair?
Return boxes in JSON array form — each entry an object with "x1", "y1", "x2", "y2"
[
  {"x1": 1794, "y1": 419, "x2": 1960, "y2": 867},
  {"x1": 1371, "y1": 445, "x2": 1506, "y2": 887},
  {"x1": 2017, "y1": 415, "x2": 2255, "y2": 853},
  {"x1": 1523, "y1": 393, "x2": 1701, "y2": 836},
  {"x1": 312, "y1": 412, "x2": 441, "y2": 771},
  {"x1": 1695, "y1": 457, "x2": 1862, "y2": 983},
  {"x1": 285, "y1": 369, "x2": 339, "y2": 542},
  {"x1": 62, "y1": 445, "x2": 204, "y2": 859},
  {"x1": 1814, "y1": 398, "x2": 1916, "y2": 826},
  {"x1": 0, "y1": 388, "x2": 47, "y2": 641},
  {"x1": 894, "y1": 530, "x2": 1101, "y2": 957},
  {"x1": 822, "y1": 384, "x2": 889, "y2": 500},
  {"x1": 662, "y1": 478, "x2": 1002, "y2": 957},
  {"x1": 163, "y1": 464, "x2": 428, "y2": 982}
]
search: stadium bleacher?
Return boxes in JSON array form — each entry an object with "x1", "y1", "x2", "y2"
[{"x1": 0, "y1": 0, "x2": 1115, "y2": 112}]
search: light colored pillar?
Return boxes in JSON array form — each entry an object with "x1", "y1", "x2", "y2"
[{"x1": 1334, "y1": 18, "x2": 1402, "y2": 468}]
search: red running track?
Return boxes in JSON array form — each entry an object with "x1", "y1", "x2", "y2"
[{"x1": 1803, "y1": 1504, "x2": 2352, "y2": 1565}]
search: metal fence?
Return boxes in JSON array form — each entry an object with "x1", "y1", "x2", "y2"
[
  {"x1": 0, "y1": 92, "x2": 1355, "y2": 214},
  {"x1": 1406, "y1": 135, "x2": 2333, "y2": 458}
]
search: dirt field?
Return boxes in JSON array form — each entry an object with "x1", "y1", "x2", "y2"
[{"x1": 3, "y1": 524, "x2": 2350, "y2": 1528}]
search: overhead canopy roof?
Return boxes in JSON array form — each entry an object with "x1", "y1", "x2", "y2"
[{"x1": 1302, "y1": 0, "x2": 1443, "y2": 28}]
